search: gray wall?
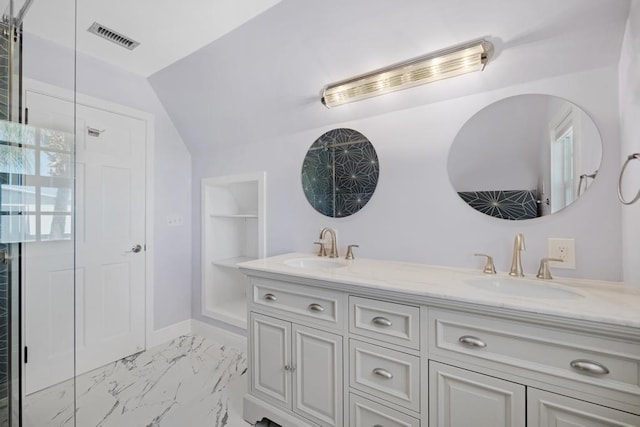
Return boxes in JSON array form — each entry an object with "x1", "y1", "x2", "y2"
[
  {"x1": 146, "y1": 0, "x2": 629, "y2": 329},
  {"x1": 23, "y1": 34, "x2": 193, "y2": 330},
  {"x1": 620, "y1": 0, "x2": 640, "y2": 287}
]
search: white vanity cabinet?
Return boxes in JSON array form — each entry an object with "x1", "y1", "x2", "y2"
[
  {"x1": 240, "y1": 257, "x2": 640, "y2": 427},
  {"x1": 250, "y1": 312, "x2": 343, "y2": 427},
  {"x1": 246, "y1": 279, "x2": 346, "y2": 427}
]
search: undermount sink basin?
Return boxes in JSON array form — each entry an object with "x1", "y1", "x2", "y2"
[
  {"x1": 465, "y1": 277, "x2": 582, "y2": 299},
  {"x1": 284, "y1": 257, "x2": 347, "y2": 269}
]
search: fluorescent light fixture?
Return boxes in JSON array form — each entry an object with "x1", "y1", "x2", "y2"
[{"x1": 321, "y1": 39, "x2": 494, "y2": 108}]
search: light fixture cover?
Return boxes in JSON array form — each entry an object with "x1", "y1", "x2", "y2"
[{"x1": 321, "y1": 39, "x2": 493, "y2": 108}]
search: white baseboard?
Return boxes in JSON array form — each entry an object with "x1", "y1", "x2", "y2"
[
  {"x1": 149, "y1": 319, "x2": 192, "y2": 347},
  {"x1": 148, "y1": 318, "x2": 247, "y2": 351},
  {"x1": 191, "y1": 319, "x2": 247, "y2": 351}
]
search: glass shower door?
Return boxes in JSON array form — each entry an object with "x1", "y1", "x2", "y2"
[
  {"x1": 0, "y1": 2, "x2": 24, "y2": 424},
  {"x1": 0, "y1": 0, "x2": 77, "y2": 425}
]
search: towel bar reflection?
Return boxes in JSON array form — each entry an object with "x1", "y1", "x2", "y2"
[{"x1": 618, "y1": 153, "x2": 640, "y2": 205}]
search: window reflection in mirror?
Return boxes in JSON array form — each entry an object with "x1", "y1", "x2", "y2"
[{"x1": 447, "y1": 94, "x2": 602, "y2": 220}]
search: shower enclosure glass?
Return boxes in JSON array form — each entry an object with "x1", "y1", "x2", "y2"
[{"x1": 0, "y1": 0, "x2": 78, "y2": 425}]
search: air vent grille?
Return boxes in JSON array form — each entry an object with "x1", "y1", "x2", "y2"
[{"x1": 88, "y1": 22, "x2": 140, "y2": 50}]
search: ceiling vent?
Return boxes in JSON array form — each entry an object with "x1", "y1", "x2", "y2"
[{"x1": 88, "y1": 22, "x2": 140, "y2": 50}]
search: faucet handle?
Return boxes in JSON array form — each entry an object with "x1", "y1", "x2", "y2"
[
  {"x1": 314, "y1": 241, "x2": 327, "y2": 257},
  {"x1": 345, "y1": 244, "x2": 359, "y2": 260},
  {"x1": 536, "y1": 258, "x2": 563, "y2": 280},
  {"x1": 474, "y1": 253, "x2": 497, "y2": 274}
]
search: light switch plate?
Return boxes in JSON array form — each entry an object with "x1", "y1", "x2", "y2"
[
  {"x1": 167, "y1": 215, "x2": 184, "y2": 226},
  {"x1": 548, "y1": 238, "x2": 575, "y2": 269}
]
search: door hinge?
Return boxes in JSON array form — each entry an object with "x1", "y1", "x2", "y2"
[
  {"x1": 24, "y1": 346, "x2": 27, "y2": 364},
  {"x1": 25, "y1": 107, "x2": 28, "y2": 125}
]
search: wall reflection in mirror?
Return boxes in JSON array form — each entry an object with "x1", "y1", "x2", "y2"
[
  {"x1": 447, "y1": 94, "x2": 602, "y2": 220},
  {"x1": 302, "y1": 128, "x2": 379, "y2": 218}
]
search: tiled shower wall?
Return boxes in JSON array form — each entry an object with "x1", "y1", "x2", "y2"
[{"x1": 0, "y1": 20, "x2": 10, "y2": 401}]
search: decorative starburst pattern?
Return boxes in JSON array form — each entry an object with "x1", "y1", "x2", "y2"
[
  {"x1": 458, "y1": 190, "x2": 538, "y2": 220},
  {"x1": 302, "y1": 128, "x2": 379, "y2": 218}
]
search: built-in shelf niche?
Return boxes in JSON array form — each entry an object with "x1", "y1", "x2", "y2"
[{"x1": 201, "y1": 172, "x2": 265, "y2": 330}]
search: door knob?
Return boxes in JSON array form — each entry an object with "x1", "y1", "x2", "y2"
[{"x1": 126, "y1": 244, "x2": 142, "y2": 253}]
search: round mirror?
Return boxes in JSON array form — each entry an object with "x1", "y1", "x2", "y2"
[
  {"x1": 447, "y1": 94, "x2": 602, "y2": 220},
  {"x1": 302, "y1": 128, "x2": 379, "y2": 218}
]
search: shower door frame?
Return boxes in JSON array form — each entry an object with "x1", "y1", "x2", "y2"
[{"x1": 2, "y1": 8, "x2": 26, "y2": 426}]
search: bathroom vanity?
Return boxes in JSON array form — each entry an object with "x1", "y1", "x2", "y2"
[{"x1": 240, "y1": 253, "x2": 640, "y2": 427}]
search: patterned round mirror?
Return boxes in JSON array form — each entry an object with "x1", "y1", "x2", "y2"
[
  {"x1": 301, "y1": 128, "x2": 379, "y2": 218},
  {"x1": 447, "y1": 94, "x2": 602, "y2": 220}
]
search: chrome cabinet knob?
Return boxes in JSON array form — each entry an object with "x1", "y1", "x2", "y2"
[
  {"x1": 372, "y1": 316, "x2": 392, "y2": 327},
  {"x1": 458, "y1": 335, "x2": 487, "y2": 348},
  {"x1": 308, "y1": 303, "x2": 324, "y2": 313},
  {"x1": 372, "y1": 368, "x2": 393, "y2": 379},
  {"x1": 570, "y1": 359, "x2": 609, "y2": 376}
]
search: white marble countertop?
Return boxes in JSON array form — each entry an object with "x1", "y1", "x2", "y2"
[{"x1": 239, "y1": 253, "x2": 640, "y2": 331}]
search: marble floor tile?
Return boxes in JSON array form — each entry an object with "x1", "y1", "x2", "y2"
[{"x1": 23, "y1": 335, "x2": 250, "y2": 427}]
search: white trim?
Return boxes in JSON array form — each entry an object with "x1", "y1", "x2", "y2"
[
  {"x1": 200, "y1": 171, "x2": 266, "y2": 332},
  {"x1": 191, "y1": 319, "x2": 247, "y2": 351},
  {"x1": 22, "y1": 78, "x2": 157, "y2": 351},
  {"x1": 149, "y1": 319, "x2": 192, "y2": 347}
]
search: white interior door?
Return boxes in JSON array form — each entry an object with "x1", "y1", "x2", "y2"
[{"x1": 23, "y1": 89, "x2": 147, "y2": 394}]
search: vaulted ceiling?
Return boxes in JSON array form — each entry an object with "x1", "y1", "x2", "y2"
[
  {"x1": 21, "y1": 0, "x2": 633, "y2": 155},
  {"x1": 147, "y1": 0, "x2": 631, "y2": 154},
  {"x1": 24, "y1": 0, "x2": 281, "y2": 76}
]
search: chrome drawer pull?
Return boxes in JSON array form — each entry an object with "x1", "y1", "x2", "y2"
[
  {"x1": 458, "y1": 335, "x2": 487, "y2": 348},
  {"x1": 372, "y1": 316, "x2": 393, "y2": 327},
  {"x1": 308, "y1": 303, "x2": 324, "y2": 312},
  {"x1": 570, "y1": 359, "x2": 610, "y2": 376},
  {"x1": 373, "y1": 368, "x2": 393, "y2": 380},
  {"x1": 264, "y1": 293, "x2": 277, "y2": 302}
]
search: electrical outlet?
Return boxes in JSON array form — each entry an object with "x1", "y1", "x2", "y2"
[
  {"x1": 166, "y1": 215, "x2": 184, "y2": 226},
  {"x1": 548, "y1": 238, "x2": 575, "y2": 269}
]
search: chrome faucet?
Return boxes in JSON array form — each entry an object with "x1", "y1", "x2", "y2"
[
  {"x1": 509, "y1": 233, "x2": 525, "y2": 277},
  {"x1": 536, "y1": 257, "x2": 563, "y2": 280},
  {"x1": 319, "y1": 227, "x2": 339, "y2": 258}
]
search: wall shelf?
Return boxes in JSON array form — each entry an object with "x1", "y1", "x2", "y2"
[
  {"x1": 210, "y1": 213, "x2": 258, "y2": 219},
  {"x1": 211, "y1": 256, "x2": 256, "y2": 269},
  {"x1": 201, "y1": 172, "x2": 266, "y2": 330}
]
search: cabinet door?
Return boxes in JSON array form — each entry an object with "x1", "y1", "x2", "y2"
[
  {"x1": 293, "y1": 324, "x2": 343, "y2": 427},
  {"x1": 251, "y1": 313, "x2": 291, "y2": 408},
  {"x1": 528, "y1": 388, "x2": 640, "y2": 426},
  {"x1": 429, "y1": 361, "x2": 525, "y2": 427}
]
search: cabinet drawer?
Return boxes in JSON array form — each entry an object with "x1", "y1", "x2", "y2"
[
  {"x1": 349, "y1": 340, "x2": 420, "y2": 412},
  {"x1": 528, "y1": 388, "x2": 640, "y2": 426},
  {"x1": 252, "y1": 279, "x2": 345, "y2": 329},
  {"x1": 349, "y1": 296, "x2": 420, "y2": 349},
  {"x1": 429, "y1": 309, "x2": 640, "y2": 401},
  {"x1": 350, "y1": 393, "x2": 420, "y2": 427}
]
